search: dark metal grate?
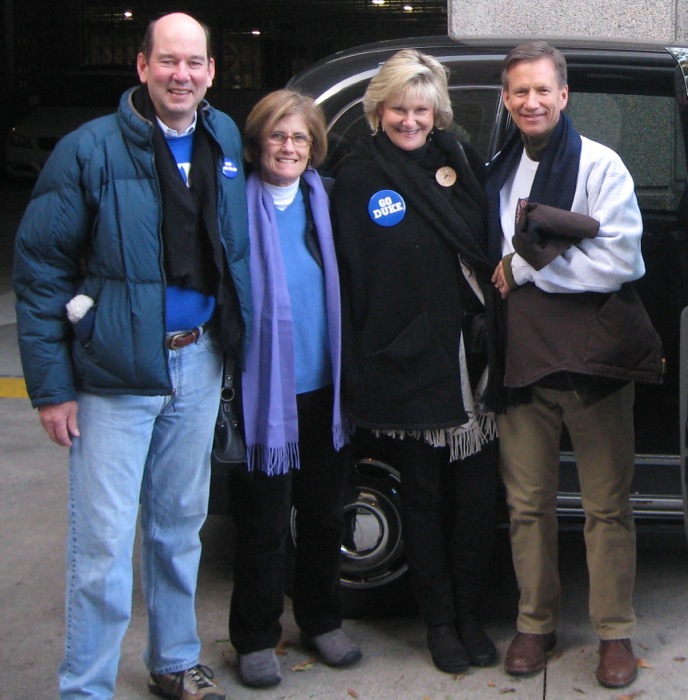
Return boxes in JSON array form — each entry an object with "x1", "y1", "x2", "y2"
[
  {"x1": 76, "y1": 0, "x2": 448, "y2": 88},
  {"x1": 3, "y1": 0, "x2": 449, "y2": 116}
]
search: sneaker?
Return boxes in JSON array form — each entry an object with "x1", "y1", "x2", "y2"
[
  {"x1": 148, "y1": 664, "x2": 226, "y2": 699},
  {"x1": 300, "y1": 629, "x2": 362, "y2": 667},
  {"x1": 238, "y1": 649, "x2": 282, "y2": 688}
]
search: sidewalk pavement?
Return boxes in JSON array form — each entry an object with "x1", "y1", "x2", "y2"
[{"x1": 2, "y1": 382, "x2": 688, "y2": 698}]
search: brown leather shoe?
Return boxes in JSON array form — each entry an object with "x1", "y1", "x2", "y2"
[
  {"x1": 504, "y1": 632, "x2": 557, "y2": 676},
  {"x1": 596, "y1": 638, "x2": 637, "y2": 688}
]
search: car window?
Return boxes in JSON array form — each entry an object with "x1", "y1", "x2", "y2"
[
  {"x1": 567, "y1": 92, "x2": 687, "y2": 213},
  {"x1": 322, "y1": 100, "x2": 366, "y2": 177},
  {"x1": 321, "y1": 87, "x2": 502, "y2": 176},
  {"x1": 448, "y1": 87, "x2": 504, "y2": 161}
]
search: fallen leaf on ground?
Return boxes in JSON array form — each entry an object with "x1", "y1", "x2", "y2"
[
  {"x1": 487, "y1": 681, "x2": 497, "y2": 687},
  {"x1": 549, "y1": 649, "x2": 563, "y2": 662},
  {"x1": 276, "y1": 640, "x2": 296, "y2": 656},
  {"x1": 451, "y1": 673, "x2": 465, "y2": 680},
  {"x1": 572, "y1": 687, "x2": 586, "y2": 694},
  {"x1": 617, "y1": 690, "x2": 646, "y2": 700},
  {"x1": 637, "y1": 658, "x2": 653, "y2": 669},
  {"x1": 290, "y1": 656, "x2": 317, "y2": 672},
  {"x1": 673, "y1": 656, "x2": 686, "y2": 662},
  {"x1": 347, "y1": 689, "x2": 359, "y2": 698},
  {"x1": 498, "y1": 689, "x2": 516, "y2": 695},
  {"x1": 638, "y1": 643, "x2": 649, "y2": 650}
]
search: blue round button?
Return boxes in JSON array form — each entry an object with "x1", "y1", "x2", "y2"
[
  {"x1": 368, "y1": 190, "x2": 406, "y2": 227},
  {"x1": 222, "y1": 159, "x2": 239, "y2": 179}
]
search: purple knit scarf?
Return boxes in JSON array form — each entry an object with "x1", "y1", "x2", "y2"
[{"x1": 243, "y1": 168, "x2": 349, "y2": 474}]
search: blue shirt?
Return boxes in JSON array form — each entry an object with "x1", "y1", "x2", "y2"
[
  {"x1": 276, "y1": 188, "x2": 332, "y2": 393},
  {"x1": 163, "y1": 128, "x2": 216, "y2": 332}
]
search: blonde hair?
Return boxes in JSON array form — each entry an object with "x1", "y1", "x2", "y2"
[
  {"x1": 244, "y1": 89, "x2": 328, "y2": 169},
  {"x1": 362, "y1": 49, "x2": 453, "y2": 133}
]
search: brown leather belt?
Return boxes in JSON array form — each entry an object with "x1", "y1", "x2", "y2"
[{"x1": 165, "y1": 323, "x2": 208, "y2": 350}]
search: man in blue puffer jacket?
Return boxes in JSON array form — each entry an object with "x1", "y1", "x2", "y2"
[{"x1": 13, "y1": 12, "x2": 251, "y2": 700}]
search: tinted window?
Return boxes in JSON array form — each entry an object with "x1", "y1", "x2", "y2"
[
  {"x1": 448, "y1": 87, "x2": 503, "y2": 161},
  {"x1": 323, "y1": 99, "x2": 366, "y2": 177},
  {"x1": 567, "y1": 92, "x2": 686, "y2": 212}
]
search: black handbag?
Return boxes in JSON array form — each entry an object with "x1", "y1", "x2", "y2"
[
  {"x1": 463, "y1": 311, "x2": 488, "y2": 355},
  {"x1": 212, "y1": 358, "x2": 246, "y2": 465}
]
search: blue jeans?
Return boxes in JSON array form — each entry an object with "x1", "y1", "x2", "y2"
[{"x1": 58, "y1": 332, "x2": 223, "y2": 699}]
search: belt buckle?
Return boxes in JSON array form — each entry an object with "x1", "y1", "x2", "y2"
[
  {"x1": 166, "y1": 324, "x2": 205, "y2": 350},
  {"x1": 167, "y1": 332, "x2": 185, "y2": 350},
  {"x1": 167, "y1": 329, "x2": 193, "y2": 350}
]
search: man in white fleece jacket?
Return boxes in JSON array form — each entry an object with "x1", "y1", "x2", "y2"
[{"x1": 487, "y1": 40, "x2": 664, "y2": 691}]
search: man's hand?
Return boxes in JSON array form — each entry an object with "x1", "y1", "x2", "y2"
[
  {"x1": 492, "y1": 260, "x2": 513, "y2": 299},
  {"x1": 38, "y1": 402, "x2": 80, "y2": 447}
]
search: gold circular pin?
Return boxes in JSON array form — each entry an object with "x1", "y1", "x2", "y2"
[{"x1": 435, "y1": 166, "x2": 457, "y2": 187}]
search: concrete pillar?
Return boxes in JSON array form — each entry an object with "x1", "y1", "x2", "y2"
[{"x1": 448, "y1": 0, "x2": 685, "y2": 43}]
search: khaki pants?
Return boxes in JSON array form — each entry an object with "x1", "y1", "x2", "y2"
[{"x1": 498, "y1": 383, "x2": 636, "y2": 639}]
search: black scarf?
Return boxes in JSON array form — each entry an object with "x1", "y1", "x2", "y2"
[
  {"x1": 372, "y1": 129, "x2": 493, "y2": 277},
  {"x1": 133, "y1": 90, "x2": 220, "y2": 296},
  {"x1": 132, "y1": 86, "x2": 243, "y2": 357},
  {"x1": 485, "y1": 112, "x2": 582, "y2": 261}
]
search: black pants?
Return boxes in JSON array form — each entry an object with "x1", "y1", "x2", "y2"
[
  {"x1": 229, "y1": 386, "x2": 349, "y2": 653},
  {"x1": 390, "y1": 435, "x2": 500, "y2": 627}
]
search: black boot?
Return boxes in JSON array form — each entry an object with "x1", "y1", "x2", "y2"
[
  {"x1": 426, "y1": 623, "x2": 470, "y2": 674},
  {"x1": 457, "y1": 620, "x2": 497, "y2": 667}
]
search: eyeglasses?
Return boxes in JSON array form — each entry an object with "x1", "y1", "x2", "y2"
[{"x1": 266, "y1": 131, "x2": 312, "y2": 147}]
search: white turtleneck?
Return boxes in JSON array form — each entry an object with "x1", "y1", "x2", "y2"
[{"x1": 262, "y1": 178, "x2": 300, "y2": 210}]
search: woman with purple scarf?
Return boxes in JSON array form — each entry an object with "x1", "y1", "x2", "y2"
[{"x1": 227, "y1": 89, "x2": 361, "y2": 689}]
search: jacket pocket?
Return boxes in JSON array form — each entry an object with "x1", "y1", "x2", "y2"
[
  {"x1": 366, "y1": 312, "x2": 455, "y2": 402},
  {"x1": 584, "y1": 285, "x2": 664, "y2": 381},
  {"x1": 72, "y1": 306, "x2": 96, "y2": 346}
]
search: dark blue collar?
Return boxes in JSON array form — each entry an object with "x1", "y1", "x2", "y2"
[{"x1": 485, "y1": 112, "x2": 582, "y2": 262}]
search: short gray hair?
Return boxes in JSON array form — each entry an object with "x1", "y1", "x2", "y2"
[{"x1": 501, "y1": 41, "x2": 567, "y2": 90}]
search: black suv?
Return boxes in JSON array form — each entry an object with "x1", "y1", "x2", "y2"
[{"x1": 217, "y1": 36, "x2": 688, "y2": 616}]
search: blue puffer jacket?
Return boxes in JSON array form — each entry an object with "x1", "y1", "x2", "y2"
[{"x1": 13, "y1": 87, "x2": 252, "y2": 408}]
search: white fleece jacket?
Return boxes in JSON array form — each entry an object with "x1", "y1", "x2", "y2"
[{"x1": 499, "y1": 135, "x2": 644, "y2": 294}]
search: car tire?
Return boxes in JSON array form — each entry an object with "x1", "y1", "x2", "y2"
[{"x1": 285, "y1": 452, "x2": 415, "y2": 619}]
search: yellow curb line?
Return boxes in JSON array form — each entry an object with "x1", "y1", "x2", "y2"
[{"x1": 0, "y1": 377, "x2": 29, "y2": 398}]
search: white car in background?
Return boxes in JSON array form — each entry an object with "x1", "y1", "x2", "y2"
[{"x1": 5, "y1": 68, "x2": 137, "y2": 180}]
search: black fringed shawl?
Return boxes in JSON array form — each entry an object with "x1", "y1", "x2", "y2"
[
  {"x1": 369, "y1": 130, "x2": 507, "y2": 414},
  {"x1": 334, "y1": 129, "x2": 506, "y2": 424}
]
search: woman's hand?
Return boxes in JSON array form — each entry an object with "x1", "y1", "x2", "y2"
[{"x1": 491, "y1": 260, "x2": 512, "y2": 299}]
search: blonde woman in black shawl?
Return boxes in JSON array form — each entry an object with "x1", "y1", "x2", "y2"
[{"x1": 332, "y1": 48, "x2": 503, "y2": 675}]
